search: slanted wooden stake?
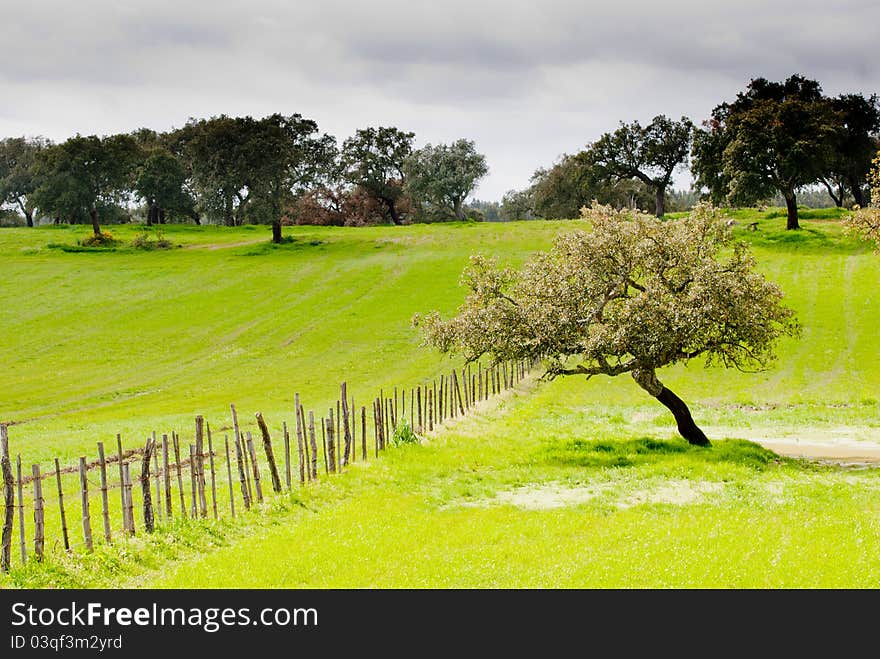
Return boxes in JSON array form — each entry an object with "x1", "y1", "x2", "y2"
[
  {"x1": 206, "y1": 422, "x2": 218, "y2": 519},
  {"x1": 16, "y1": 455, "x2": 25, "y2": 564},
  {"x1": 54, "y1": 458, "x2": 70, "y2": 552},
  {"x1": 79, "y1": 457, "x2": 93, "y2": 552},
  {"x1": 234, "y1": 435, "x2": 250, "y2": 511},
  {"x1": 141, "y1": 438, "x2": 155, "y2": 533},
  {"x1": 97, "y1": 442, "x2": 112, "y2": 544},
  {"x1": 224, "y1": 435, "x2": 236, "y2": 518},
  {"x1": 0, "y1": 425, "x2": 13, "y2": 572},
  {"x1": 255, "y1": 412, "x2": 282, "y2": 493},
  {"x1": 32, "y1": 464, "x2": 44, "y2": 561},
  {"x1": 246, "y1": 433, "x2": 263, "y2": 503},
  {"x1": 341, "y1": 382, "x2": 352, "y2": 468},
  {"x1": 152, "y1": 431, "x2": 161, "y2": 521}
]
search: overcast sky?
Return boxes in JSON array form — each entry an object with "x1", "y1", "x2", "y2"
[{"x1": 2, "y1": 0, "x2": 878, "y2": 201}]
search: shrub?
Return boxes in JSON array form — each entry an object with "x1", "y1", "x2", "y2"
[
  {"x1": 390, "y1": 418, "x2": 421, "y2": 447},
  {"x1": 131, "y1": 229, "x2": 174, "y2": 250},
  {"x1": 78, "y1": 231, "x2": 119, "y2": 247}
]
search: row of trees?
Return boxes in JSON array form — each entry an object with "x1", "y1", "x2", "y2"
[
  {"x1": 504, "y1": 75, "x2": 879, "y2": 229},
  {"x1": 0, "y1": 119, "x2": 489, "y2": 240}
]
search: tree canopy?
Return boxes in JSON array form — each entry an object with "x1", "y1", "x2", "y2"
[
  {"x1": 414, "y1": 202, "x2": 800, "y2": 445},
  {"x1": 403, "y1": 139, "x2": 488, "y2": 221},
  {"x1": 587, "y1": 114, "x2": 693, "y2": 218},
  {"x1": 844, "y1": 149, "x2": 880, "y2": 249},
  {"x1": 692, "y1": 75, "x2": 842, "y2": 230},
  {"x1": 340, "y1": 126, "x2": 415, "y2": 225},
  {"x1": 0, "y1": 136, "x2": 48, "y2": 227}
]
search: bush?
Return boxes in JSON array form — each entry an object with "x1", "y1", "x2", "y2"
[
  {"x1": 78, "y1": 231, "x2": 119, "y2": 247},
  {"x1": 131, "y1": 229, "x2": 174, "y2": 250}
]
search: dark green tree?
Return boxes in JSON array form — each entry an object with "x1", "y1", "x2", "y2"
[
  {"x1": 340, "y1": 126, "x2": 415, "y2": 225},
  {"x1": 587, "y1": 115, "x2": 694, "y2": 217},
  {"x1": 820, "y1": 93, "x2": 880, "y2": 207},
  {"x1": 403, "y1": 139, "x2": 488, "y2": 221},
  {"x1": 0, "y1": 136, "x2": 50, "y2": 227},
  {"x1": 134, "y1": 146, "x2": 199, "y2": 225},
  {"x1": 692, "y1": 75, "x2": 841, "y2": 230},
  {"x1": 32, "y1": 134, "x2": 139, "y2": 236}
]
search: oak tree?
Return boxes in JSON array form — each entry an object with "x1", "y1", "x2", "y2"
[
  {"x1": 403, "y1": 139, "x2": 488, "y2": 221},
  {"x1": 414, "y1": 202, "x2": 799, "y2": 446}
]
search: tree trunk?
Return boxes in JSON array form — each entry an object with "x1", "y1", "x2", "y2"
[
  {"x1": 819, "y1": 178, "x2": 843, "y2": 207},
  {"x1": 631, "y1": 368, "x2": 710, "y2": 447},
  {"x1": 146, "y1": 201, "x2": 156, "y2": 226},
  {"x1": 89, "y1": 207, "x2": 101, "y2": 236},
  {"x1": 783, "y1": 190, "x2": 800, "y2": 230},
  {"x1": 653, "y1": 185, "x2": 666, "y2": 218},
  {"x1": 849, "y1": 175, "x2": 865, "y2": 208},
  {"x1": 454, "y1": 198, "x2": 465, "y2": 221},
  {"x1": 24, "y1": 209, "x2": 34, "y2": 228},
  {"x1": 272, "y1": 220, "x2": 283, "y2": 244},
  {"x1": 385, "y1": 199, "x2": 401, "y2": 226}
]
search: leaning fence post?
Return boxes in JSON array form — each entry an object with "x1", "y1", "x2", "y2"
[
  {"x1": 234, "y1": 435, "x2": 250, "y2": 511},
  {"x1": 283, "y1": 421, "x2": 291, "y2": 490},
  {"x1": 54, "y1": 458, "x2": 70, "y2": 552},
  {"x1": 295, "y1": 394, "x2": 305, "y2": 485},
  {"x1": 172, "y1": 432, "x2": 186, "y2": 518},
  {"x1": 341, "y1": 383, "x2": 352, "y2": 467},
  {"x1": 224, "y1": 435, "x2": 236, "y2": 518},
  {"x1": 326, "y1": 417, "x2": 337, "y2": 474},
  {"x1": 32, "y1": 464, "x2": 44, "y2": 561},
  {"x1": 161, "y1": 435, "x2": 172, "y2": 519},
  {"x1": 16, "y1": 454, "x2": 26, "y2": 564},
  {"x1": 1, "y1": 425, "x2": 13, "y2": 572},
  {"x1": 97, "y1": 442, "x2": 112, "y2": 544},
  {"x1": 141, "y1": 438, "x2": 155, "y2": 533},
  {"x1": 79, "y1": 457, "x2": 93, "y2": 552},
  {"x1": 255, "y1": 412, "x2": 282, "y2": 494},
  {"x1": 246, "y1": 433, "x2": 264, "y2": 502},
  {"x1": 207, "y1": 422, "x2": 218, "y2": 519},
  {"x1": 308, "y1": 411, "x2": 318, "y2": 481}
]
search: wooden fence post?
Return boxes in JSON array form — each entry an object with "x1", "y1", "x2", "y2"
[
  {"x1": 172, "y1": 432, "x2": 186, "y2": 517},
  {"x1": 32, "y1": 464, "x2": 44, "y2": 561},
  {"x1": 255, "y1": 412, "x2": 282, "y2": 494},
  {"x1": 116, "y1": 433, "x2": 126, "y2": 527},
  {"x1": 16, "y1": 454, "x2": 26, "y2": 564},
  {"x1": 141, "y1": 438, "x2": 155, "y2": 533},
  {"x1": 234, "y1": 435, "x2": 250, "y2": 511},
  {"x1": 122, "y1": 462, "x2": 135, "y2": 536},
  {"x1": 79, "y1": 457, "x2": 93, "y2": 552},
  {"x1": 189, "y1": 445, "x2": 197, "y2": 518},
  {"x1": 326, "y1": 417, "x2": 336, "y2": 474},
  {"x1": 195, "y1": 416, "x2": 207, "y2": 518},
  {"x1": 231, "y1": 404, "x2": 253, "y2": 503},
  {"x1": 97, "y1": 442, "x2": 112, "y2": 544},
  {"x1": 152, "y1": 436, "x2": 161, "y2": 522},
  {"x1": 161, "y1": 435, "x2": 172, "y2": 519},
  {"x1": 207, "y1": 422, "x2": 218, "y2": 519},
  {"x1": 54, "y1": 458, "x2": 70, "y2": 552},
  {"x1": 0, "y1": 425, "x2": 13, "y2": 572},
  {"x1": 341, "y1": 383, "x2": 352, "y2": 467},
  {"x1": 283, "y1": 421, "x2": 291, "y2": 490},
  {"x1": 295, "y1": 394, "x2": 305, "y2": 485},
  {"x1": 224, "y1": 435, "x2": 236, "y2": 518},
  {"x1": 361, "y1": 406, "x2": 367, "y2": 461},
  {"x1": 246, "y1": 433, "x2": 263, "y2": 503},
  {"x1": 307, "y1": 412, "x2": 318, "y2": 481}
]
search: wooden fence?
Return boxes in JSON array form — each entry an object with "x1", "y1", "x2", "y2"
[{"x1": 0, "y1": 358, "x2": 537, "y2": 571}]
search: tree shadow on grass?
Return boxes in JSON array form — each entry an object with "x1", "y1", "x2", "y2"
[{"x1": 536, "y1": 436, "x2": 786, "y2": 471}]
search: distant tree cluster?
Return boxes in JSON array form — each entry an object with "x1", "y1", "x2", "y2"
[
  {"x1": 500, "y1": 75, "x2": 878, "y2": 227},
  {"x1": 691, "y1": 75, "x2": 880, "y2": 229},
  {"x1": 0, "y1": 118, "x2": 490, "y2": 241}
]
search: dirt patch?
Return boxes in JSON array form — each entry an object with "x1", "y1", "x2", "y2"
[
  {"x1": 754, "y1": 438, "x2": 880, "y2": 468},
  {"x1": 460, "y1": 479, "x2": 725, "y2": 511}
]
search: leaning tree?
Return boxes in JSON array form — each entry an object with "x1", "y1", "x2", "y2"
[{"x1": 414, "y1": 202, "x2": 800, "y2": 446}]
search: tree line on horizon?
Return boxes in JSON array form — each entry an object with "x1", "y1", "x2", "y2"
[{"x1": 1, "y1": 74, "x2": 877, "y2": 236}]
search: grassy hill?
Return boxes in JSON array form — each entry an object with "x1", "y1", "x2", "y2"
[{"x1": 2, "y1": 207, "x2": 879, "y2": 588}]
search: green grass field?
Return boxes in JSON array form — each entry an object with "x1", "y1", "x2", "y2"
[{"x1": 2, "y1": 206, "x2": 879, "y2": 588}]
